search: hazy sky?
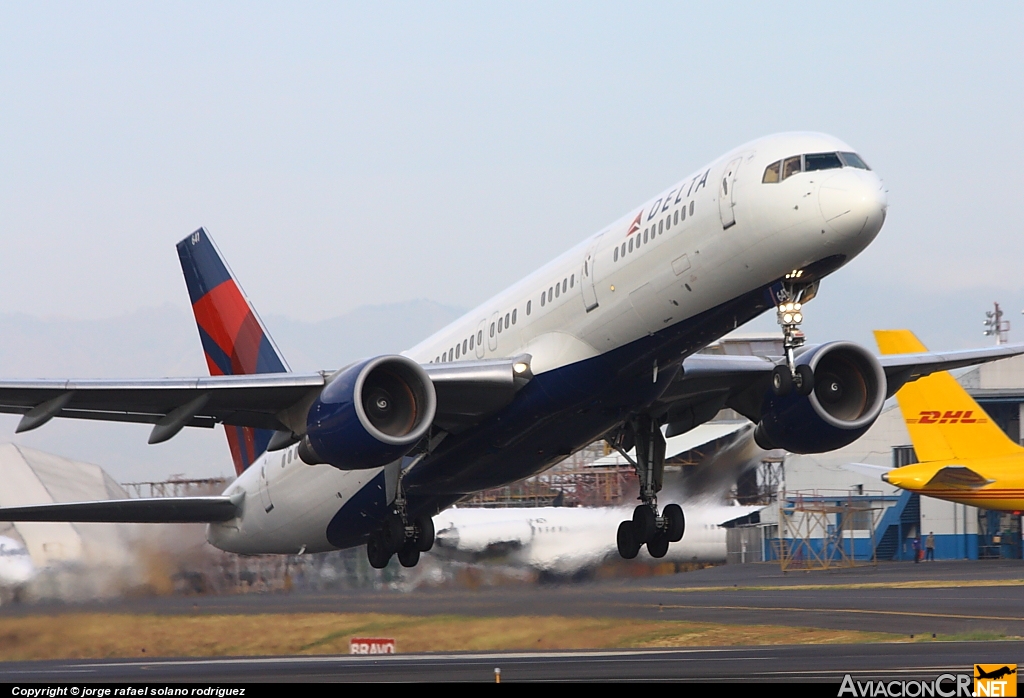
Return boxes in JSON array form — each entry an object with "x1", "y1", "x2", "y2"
[{"x1": 2, "y1": 2, "x2": 1023, "y2": 348}]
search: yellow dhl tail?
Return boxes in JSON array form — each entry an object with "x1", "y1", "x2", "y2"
[{"x1": 874, "y1": 330, "x2": 1024, "y2": 463}]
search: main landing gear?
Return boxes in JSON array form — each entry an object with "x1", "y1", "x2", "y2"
[
  {"x1": 611, "y1": 415, "x2": 685, "y2": 560},
  {"x1": 770, "y1": 275, "x2": 819, "y2": 397},
  {"x1": 366, "y1": 472, "x2": 435, "y2": 569}
]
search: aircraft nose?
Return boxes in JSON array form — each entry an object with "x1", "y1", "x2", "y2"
[{"x1": 818, "y1": 169, "x2": 887, "y2": 240}]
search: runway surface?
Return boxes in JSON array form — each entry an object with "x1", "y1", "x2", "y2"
[
  {"x1": 5, "y1": 559, "x2": 1022, "y2": 636},
  {"x1": 2, "y1": 642, "x2": 1022, "y2": 682},
  {"x1": 2, "y1": 560, "x2": 1022, "y2": 681}
]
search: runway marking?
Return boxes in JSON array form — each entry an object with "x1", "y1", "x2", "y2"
[
  {"x1": 635, "y1": 579, "x2": 1024, "y2": 593},
  {"x1": 642, "y1": 603, "x2": 1024, "y2": 623}
]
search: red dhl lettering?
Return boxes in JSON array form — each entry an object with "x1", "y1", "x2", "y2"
[{"x1": 915, "y1": 410, "x2": 981, "y2": 424}]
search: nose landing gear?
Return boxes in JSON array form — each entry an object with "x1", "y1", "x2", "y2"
[
  {"x1": 611, "y1": 415, "x2": 686, "y2": 560},
  {"x1": 771, "y1": 276, "x2": 819, "y2": 397}
]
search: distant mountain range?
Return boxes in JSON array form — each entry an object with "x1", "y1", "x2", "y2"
[{"x1": 0, "y1": 300, "x2": 465, "y2": 481}]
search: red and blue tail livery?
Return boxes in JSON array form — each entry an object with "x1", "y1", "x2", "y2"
[{"x1": 177, "y1": 228, "x2": 289, "y2": 474}]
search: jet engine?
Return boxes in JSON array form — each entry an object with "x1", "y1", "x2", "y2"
[
  {"x1": 298, "y1": 355, "x2": 436, "y2": 470},
  {"x1": 753, "y1": 342, "x2": 886, "y2": 454}
]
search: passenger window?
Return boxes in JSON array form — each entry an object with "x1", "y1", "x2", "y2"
[
  {"x1": 478, "y1": 330, "x2": 483, "y2": 344},
  {"x1": 526, "y1": 300, "x2": 532, "y2": 315},
  {"x1": 620, "y1": 242, "x2": 626, "y2": 258},
  {"x1": 541, "y1": 293, "x2": 546, "y2": 307},
  {"x1": 674, "y1": 210, "x2": 679, "y2": 225},
  {"x1": 497, "y1": 319, "x2": 502, "y2": 333},
  {"x1": 839, "y1": 152, "x2": 871, "y2": 170},
  {"x1": 469, "y1": 335, "x2": 474, "y2": 350},
  {"x1": 804, "y1": 152, "x2": 843, "y2": 171},
  {"x1": 562, "y1": 279, "x2": 567, "y2": 293},
  {"x1": 450, "y1": 347, "x2": 454, "y2": 358},
  {"x1": 462, "y1": 339, "x2": 468, "y2": 354},
  {"x1": 548, "y1": 287, "x2": 553, "y2": 302},
  {"x1": 666, "y1": 214, "x2": 672, "y2": 230},
  {"x1": 512, "y1": 308, "x2": 517, "y2": 324},
  {"x1": 762, "y1": 160, "x2": 781, "y2": 183},
  {"x1": 681, "y1": 206, "x2": 686, "y2": 221},
  {"x1": 782, "y1": 156, "x2": 802, "y2": 180},
  {"x1": 614, "y1": 247, "x2": 619, "y2": 262},
  {"x1": 689, "y1": 201, "x2": 694, "y2": 216},
  {"x1": 554, "y1": 284, "x2": 560, "y2": 298},
  {"x1": 643, "y1": 229, "x2": 648, "y2": 244},
  {"x1": 658, "y1": 220, "x2": 664, "y2": 235},
  {"x1": 455, "y1": 344, "x2": 460, "y2": 358},
  {"x1": 629, "y1": 238, "x2": 634, "y2": 252},
  {"x1": 504, "y1": 312, "x2": 510, "y2": 328},
  {"x1": 570, "y1": 274, "x2": 574, "y2": 288},
  {"x1": 443, "y1": 351, "x2": 447, "y2": 361},
  {"x1": 490, "y1": 323, "x2": 495, "y2": 337}
]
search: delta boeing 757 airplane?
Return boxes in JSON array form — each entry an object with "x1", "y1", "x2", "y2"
[{"x1": 0, "y1": 132, "x2": 1020, "y2": 568}]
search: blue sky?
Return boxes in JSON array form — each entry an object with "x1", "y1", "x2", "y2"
[{"x1": 1, "y1": 2, "x2": 1022, "y2": 349}]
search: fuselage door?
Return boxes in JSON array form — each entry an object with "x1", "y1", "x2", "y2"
[
  {"x1": 475, "y1": 319, "x2": 487, "y2": 359},
  {"x1": 487, "y1": 311, "x2": 499, "y2": 352},
  {"x1": 581, "y1": 234, "x2": 603, "y2": 312},
  {"x1": 719, "y1": 157, "x2": 742, "y2": 229},
  {"x1": 258, "y1": 462, "x2": 274, "y2": 513}
]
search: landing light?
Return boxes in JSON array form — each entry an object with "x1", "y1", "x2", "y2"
[
  {"x1": 513, "y1": 362, "x2": 529, "y2": 375},
  {"x1": 783, "y1": 313, "x2": 793, "y2": 324},
  {"x1": 793, "y1": 313, "x2": 802, "y2": 323}
]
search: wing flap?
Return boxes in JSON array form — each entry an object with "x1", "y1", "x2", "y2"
[{"x1": 0, "y1": 495, "x2": 242, "y2": 523}]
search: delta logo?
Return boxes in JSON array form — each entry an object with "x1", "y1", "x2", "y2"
[
  {"x1": 626, "y1": 211, "x2": 642, "y2": 236},
  {"x1": 907, "y1": 410, "x2": 987, "y2": 425},
  {"x1": 975, "y1": 664, "x2": 1016, "y2": 697}
]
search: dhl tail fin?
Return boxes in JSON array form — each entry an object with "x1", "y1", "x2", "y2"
[
  {"x1": 177, "y1": 228, "x2": 290, "y2": 474},
  {"x1": 874, "y1": 330, "x2": 1022, "y2": 462}
]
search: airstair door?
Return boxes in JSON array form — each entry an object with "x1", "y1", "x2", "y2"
[{"x1": 718, "y1": 157, "x2": 742, "y2": 229}]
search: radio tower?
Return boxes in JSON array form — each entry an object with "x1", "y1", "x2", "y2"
[{"x1": 984, "y1": 302, "x2": 1009, "y2": 345}]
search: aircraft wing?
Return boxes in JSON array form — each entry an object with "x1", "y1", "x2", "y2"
[
  {"x1": 0, "y1": 495, "x2": 242, "y2": 523},
  {"x1": 655, "y1": 343, "x2": 1024, "y2": 428},
  {"x1": 0, "y1": 356, "x2": 530, "y2": 442}
]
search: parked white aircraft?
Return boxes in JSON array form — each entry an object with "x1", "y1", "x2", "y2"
[
  {"x1": 431, "y1": 503, "x2": 761, "y2": 577},
  {"x1": 0, "y1": 132, "x2": 1019, "y2": 570},
  {"x1": 0, "y1": 535, "x2": 36, "y2": 602}
]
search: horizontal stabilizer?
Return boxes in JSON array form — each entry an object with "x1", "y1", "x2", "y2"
[
  {"x1": 841, "y1": 462, "x2": 893, "y2": 480},
  {"x1": 924, "y1": 465, "x2": 994, "y2": 490},
  {"x1": 0, "y1": 494, "x2": 241, "y2": 523}
]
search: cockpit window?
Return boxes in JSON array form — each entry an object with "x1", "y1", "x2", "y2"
[
  {"x1": 762, "y1": 161, "x2": 781, "y2": 183},
  {"x1": 782, "y1": 156, "x2": 802, "y2": 180},
  {"x1": 838, "y1": 152, "x2": 871, "y2": 170},
  {"x1": 804, "y1": 152, "x2": 843, "y2": 172}
]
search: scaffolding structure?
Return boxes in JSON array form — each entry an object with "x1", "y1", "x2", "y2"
[
  {"x1": 122, "y1": 475, "x2": 231, "y2": 498},
  {"x1": 461, "y1": 445, "x2": 639, "y2": 508},
  {"x1": 775, "y1": 489, "x2": 880, "y2": 571}
]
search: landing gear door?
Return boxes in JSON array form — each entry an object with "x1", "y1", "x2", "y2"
[
  {"x1": 719, "y1": 157, "x2": 742, "y2": 230},
  {"x1": 581, "y1": 234, "x2": 603, "y2": 313}
]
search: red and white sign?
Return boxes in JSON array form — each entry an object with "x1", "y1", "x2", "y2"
[{"x1": 350, "y1": 637, "x2": 396, "y2": 655}]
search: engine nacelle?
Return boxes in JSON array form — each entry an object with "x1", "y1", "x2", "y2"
[
  {"x1": 299, "y1": 355, "x2": 436, "y2": 470},
  {"x1": 754, "y1": 341, "x2": 886, "y2": 454}
]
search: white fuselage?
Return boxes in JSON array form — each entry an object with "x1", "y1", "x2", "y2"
[{"x1": 208, "y1": 132, "x2": 887, "y2": 555}]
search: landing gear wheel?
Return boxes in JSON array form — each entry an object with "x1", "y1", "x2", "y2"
[
  {"x1": 381, "y1": 513, "x2": 405, "y2": 555},
  {"x1": 366, "y1": 534, "x2": 391, "y2": 569},
  {"x1": 647, "y1": 531, "x2": 670, "y2": 559},
  {"x1": 617, "y1": 520, "x2": 641, "y2": 560},
  {"x1": 664, "y1": 503, "x2": 685, "y2": 542},
  {"x1": 772, "y1": 365, "x2": 792, "y2": 396},
  {"x1": 796, "y1": 364, "x2": 814, "y2": 396},
  {"x1": 397, "y1": 543, "x2": 420, "y2": 568},
  {"x1": 632, "y1": 505, "x2": 657, "y2": 543},
  {"x1": 414, "y1": 515, "x2": 435, "y2": 552}
]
